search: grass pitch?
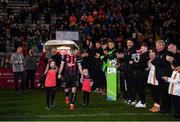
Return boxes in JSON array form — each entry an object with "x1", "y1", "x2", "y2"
[{"x1": 0, "y1": 89, "x2": 180, "y2": 121}]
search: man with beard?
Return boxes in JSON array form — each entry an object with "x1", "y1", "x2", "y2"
[
  {"x1": 58, "y1": 47, "x2": 83, "y2": 110},
  {"x1": 123, "y1": 39, "x2": 137, "y2": 105}
]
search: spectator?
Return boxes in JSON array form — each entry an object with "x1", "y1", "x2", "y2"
[
  {"x1": 10, "y1": 44, "x2": 25, "y2": 94},
  {"x1": 92, "y1": 41, "x2": 106, "y2": 93},
  {"x1": 0, "y1": 0, "x2": 179, "y2": 55},
  {"x1": 19, "y1": 7, "x2": 27, "y2": 24},
  {"x1": 88, "y1": 14, "x2": 95, "y2": 26},
  {"x1": 162, "y1": 66, "x2": 180, "y2": 118},
  {"x1": 25, "y1": 49, "x2": 37, "y2": 89},
  {"x1": 80, "y1": 50, "x2": 93, "y2": 76},
  {"x1": 31, "y1": 4, "x2": 39, "y2": 24},
  {"x1": 1, "y1": 0, "x2": 8, "y2": 10},
  {"x1": 116, "y1": 44, "x2": 127, "y2": 103},
  {"x1": 134, "y1": 43, "x2": 149, "y2": 108},
  {"x1": 107, "y1": 39, "x2": 116, "y2": 61},
  {"x1": 0, "y1": 55, "x2": 11, "y2": 68},
  {"x1": 44, "y1": 9, "x2": 51, "y2": 24},
  {"x1": 69, "y1": 13, "x2": 77, "y2": 29},
  {"x1": 147, "y1": 49, "x2": 160, "y2": 113},
  {"x1": 123, "y1": 39, "x2": 136, "y2": 105},
  {"x1": 152, "y1": 40, "x2": 172, "y2": 113},
  {"x1": 167, "y1": 43, "x2": 180, "y2": 68}
]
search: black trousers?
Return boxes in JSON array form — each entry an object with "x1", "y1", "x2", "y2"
[
  {"x1": 120, "y1": 72, "x2": 128, "y2": 100},
  {"x1": 13, "y1": 72, "x2": 26, "y2": 91},
  {"x1": 125, "y1": 69, "x2": 136, "y2": 101},
  {"x1": 26, "y1": 70, "x2": 35, "y2": 88},
  {"x1": 171, "y1": 95, "x2": 180, "y2": 115},
  {"x1": 155, "y1": 67, "x2": 172, "y2": 112},
  {"x1": 134, "y1": 70, "x2": 147, "y2": 104},
  {"x1": 93, "y1": 70, "x2": 106, "y2": 89},
  {"x1": 101, "y1": 71, "x2": 107, "y2": 89},
  {"x1": 46, "y1": 87, "x2": 56, "y2": 108},
  {"x1": 83, "y1": 91, "x2": 90, "y2": 105},
  {"x1": 151, "y1": 85, "x2": 160, "y2": 104}
]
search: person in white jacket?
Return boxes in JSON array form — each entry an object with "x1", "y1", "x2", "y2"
[
  {"x1": 147, "y1": 49, "x2": 160, "y2": 113},
  {"x1": 162, "y1": 66, "x2": 180, "y2": 118}
]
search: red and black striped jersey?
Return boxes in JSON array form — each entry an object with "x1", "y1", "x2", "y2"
[{"x1": 62, "y1": 54, "x2": 81, "y2": 75}]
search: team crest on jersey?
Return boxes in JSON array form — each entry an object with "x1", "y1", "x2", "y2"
[
  {"x1": 132, "y1": 53, "x2": 140, "y2": 62},
  {"x1": 66, "y1": 56, "x2": 70, "y2": 62}
]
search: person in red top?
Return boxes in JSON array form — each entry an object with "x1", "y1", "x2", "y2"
[
  {"x1": 98, "y1": 8, "x2": 105, "y2": 18},
  {"x1": 80, "y1": 13, "x2": 88, "y2": 25},
  {"x1": 69, "y1": 13, "x2": 77, "y2": 27},
  {"x1": 88, "y1": 15, "x2": 94, "y2": 26},
  {"x1": 92, "y1": 9, "x2": 98, "y2": 18},
  {"x1": 38, "y1": 59, "x2": 58, "y2": 110},
  {"x1": 81, "y1": 69, "x2": 93, "y2": 106}
]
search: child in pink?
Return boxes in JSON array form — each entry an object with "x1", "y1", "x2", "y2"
[
  {"x1": 38, "y1": 59, "x2": 58, "y2": 109},
  {"x1": 81, "y1": 69, "x2": 93, "y2": 105}
]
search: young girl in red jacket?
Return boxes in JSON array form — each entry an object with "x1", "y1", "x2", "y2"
[
  {"x1": 81, "y1": 69, "x2": 93, "y2": 105},
  {"x1": 38, "y1": 59, "x2": 58, "y2": 110}
]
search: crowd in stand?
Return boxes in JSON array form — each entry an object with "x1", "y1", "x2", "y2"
[
  {"x1": 0, "y1": 0, "x2": 180, "y2": 117},
  {"x1": 0, "y1": 0, "x2": 179, "y2": 52}
]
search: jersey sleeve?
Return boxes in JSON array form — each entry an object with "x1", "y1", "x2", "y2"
[
  {"x1": 61, "y1": 55, "x2": 66, "y2": 63},
  {"x1": 77, "y1": 56, "x2": 82, "y2": 64}
]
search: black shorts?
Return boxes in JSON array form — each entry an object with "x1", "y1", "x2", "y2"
[{"x1": 61, "y1": 74, "x2": 78, "y2": 88}]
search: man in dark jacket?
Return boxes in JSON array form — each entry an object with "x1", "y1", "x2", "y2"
[
  {"x1": 25, "y1": 50, "x2": 37, "y2": 89},
  {"x1": 51, "y1": 48, "x2": 62, "y2": 68},
  {"x1": 133, "y1": 43, "x2": 149, "y2": 107},
  {"x1": 167, "y1": 43, "x2": 180, "y2": 67},
  {"x1": 92, "y1": 41, "x2": 106, "y2": 92},
  {"x1": 152, "y1": 40, "x2": 172, "y2": 113},
  {"x1": 124, "y1": 39, "x2": 137, "y2": 105},
  {"x1": 166, "y1": 43, "x2": 180, "y2": 117}
]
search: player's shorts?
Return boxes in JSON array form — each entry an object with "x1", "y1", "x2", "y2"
[{"x1": 61, "y1": 74, "x2": 78, "y2": 88}]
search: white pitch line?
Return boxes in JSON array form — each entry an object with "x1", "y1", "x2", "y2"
[{"x1": 0, "y1": 113, "x2": 163, "y2": 119}]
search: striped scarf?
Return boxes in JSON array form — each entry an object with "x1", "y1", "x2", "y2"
[{"x1": 168, "y1": 71, "x2": 178, "y2": 94}]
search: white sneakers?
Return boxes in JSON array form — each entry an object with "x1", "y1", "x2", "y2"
[
  {"x1": 135, "y1": 101, "x2": 146, "y2": 108},
  {"x1": 127, "y1": 100, "x2": 137, "y2": 105},
  {"x1": 131, "y1": 101, "x2": 137, "y2": 106},
  {"x1": 125, "y1": 100, "x2": 146, "y2": 108}
]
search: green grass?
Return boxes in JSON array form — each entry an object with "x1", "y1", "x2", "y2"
[{"x1": 0, "y1": 89, "x2": 180, "y2": 121}]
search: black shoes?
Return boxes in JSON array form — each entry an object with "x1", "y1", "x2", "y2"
[{"x1": 173, "y1": 113, "x2": 180, "y2": 118}]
